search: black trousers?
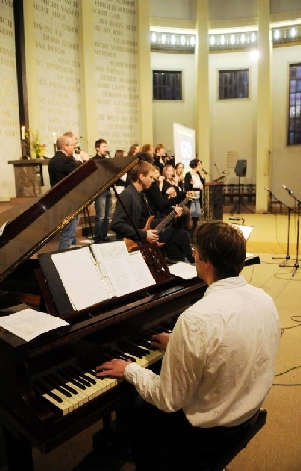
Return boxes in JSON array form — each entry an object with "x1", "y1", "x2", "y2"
[{"x1": 118, "y1": 388, "x2": 249, "y2": 471}]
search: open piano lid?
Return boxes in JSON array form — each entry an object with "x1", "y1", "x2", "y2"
[{"x1": 0, "y1": 155, "x2": 138, "y2": 283}]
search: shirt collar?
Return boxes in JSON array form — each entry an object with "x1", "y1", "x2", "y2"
[{"x1": 205, "y1": 276, "x2": 247, "y2": 296}]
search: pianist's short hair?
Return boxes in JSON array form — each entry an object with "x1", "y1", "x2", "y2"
[
  {"x1": 194, "y1": 222, "x2": 246, "y2": 280},
  {"x1": 129, "y1": 161, "x2": 153, "y2": 182}
]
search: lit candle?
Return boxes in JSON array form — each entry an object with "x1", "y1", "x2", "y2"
[
  {"x1": 52, "y1": 132, "x2": 56, "y2": 144},
  {"x1": 21, "y1": 126, "x2": 25, "y2": 140}
]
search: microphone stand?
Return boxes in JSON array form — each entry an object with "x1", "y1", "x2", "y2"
[
  {"x1": 202, "y1": 172, "x2": 207, "y2": 220},
  {"x1": 265, "y1": 188, "x2": 294, "y2": 264},
  {"x1": 281, "y1": 186, "x2": 300, "y2": 276},
  {"x1": 214, "y1": 163, "x2": 221, "y2": 180}
]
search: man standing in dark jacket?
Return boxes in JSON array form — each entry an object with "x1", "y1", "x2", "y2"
[
  {"x1": 110, "y1": 160, "x2": 159, "y2": 244},
  {"x1": 93, "y1": 138, "x2": 112, "y2": 243},
  {"x1": 48, "y1": 134, "x2": 88, "y2": 250}
]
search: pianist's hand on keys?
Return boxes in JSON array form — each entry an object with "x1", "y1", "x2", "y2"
[
  {"x1": 150, "y1": 332, "x2": 171, "y2": 351},
  {"x1": 96, "y1": 358, "x2": 131, "y2": 378},
  {"x1": 96, "y1": 332, "x2": 171, "y2": 379}
]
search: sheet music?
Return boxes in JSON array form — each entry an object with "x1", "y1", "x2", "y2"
[
  {"x1": 91, "y1": 242, "x2": 155, "y2": 296},
  {"x1": 168, "y1": 262, "x2": 197, "y2": 279},
  {"x1": 51, "y1": 247, "x2": 113, "y2": 311},
  {"x1": 0, "y1": 309, "x2": 69, "y2": 342},
  {"x1": 50, "y1": 242, "x2": 155, "y2": 311},
  {"x1": 230, "y1": 224, "x2": 254, "y2": 240}
]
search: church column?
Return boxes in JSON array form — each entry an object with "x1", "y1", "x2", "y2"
[
  {"x1": 79, "y1": 0, "x2": 98, "y2": 152},
  {"x1": 137, "y1": 0, "x2": 153, "y2": 145},
  {"x1": 195, "y1": 0, "x2": 210, "y2": 169},
  {"x1": 256, "y1": 0, "x2": 272, "y2": 213}
]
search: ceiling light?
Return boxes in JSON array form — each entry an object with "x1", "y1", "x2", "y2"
[{"x1": 151, "y1": 32, "x2": 157, "y2": 43}]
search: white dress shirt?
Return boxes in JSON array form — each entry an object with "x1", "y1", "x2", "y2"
[{"x1": 124, "y1": 276, "x2": 281, "y2": 428}]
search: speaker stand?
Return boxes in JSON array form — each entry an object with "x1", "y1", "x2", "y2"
[{"x1": 230, "y1": 177, "x2": 254, "y2": 215}]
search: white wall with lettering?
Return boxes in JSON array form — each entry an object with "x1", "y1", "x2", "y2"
[
  {"x1": 0, "y1": 1, "x2": 21, "y2": 200},
  {"x1": 33, "y1": 0, "x2": 82, "y2": 155},
  {"x1": 93, "y1": 0, "x2": 140, "y2": 153}
]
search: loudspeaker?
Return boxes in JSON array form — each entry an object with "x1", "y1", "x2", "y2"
[{"x1": 234, "y1": 159, "x2": 247, "y2": 177}]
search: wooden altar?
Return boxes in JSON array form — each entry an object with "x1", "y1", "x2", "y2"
[{"x1": 8, "y1": 159, "x2": 50, "y2": 197}]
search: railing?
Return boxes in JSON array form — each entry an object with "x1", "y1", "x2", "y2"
[{"x1": 223, "y1": 184, "x2": 256, "y2": 205}]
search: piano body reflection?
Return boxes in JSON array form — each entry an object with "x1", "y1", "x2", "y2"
[{"x1": 0, "y1": 156, "x2": 207, "y2": 470}]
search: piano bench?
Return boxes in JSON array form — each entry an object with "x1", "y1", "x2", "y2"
[{"x1": 184, "y1": 409, "x2": 267, "y2": 471}]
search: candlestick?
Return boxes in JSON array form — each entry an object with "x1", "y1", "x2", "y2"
[
  {"x1": 21, "y1": 126, "x2": 25, "y2": 140},
  {"x1": 52, "y1": 132, "x2": 56, "y2": 144}
]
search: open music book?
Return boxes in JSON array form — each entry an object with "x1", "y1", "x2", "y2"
[{"x1": 41, "y1": 241, "x2": 156, "y2": 312}]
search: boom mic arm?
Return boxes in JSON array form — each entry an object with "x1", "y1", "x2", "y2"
[
  {"x1": 79, "y1": 136, "x2": 96, "y2": 152},
  {"x1": 282, "y1": 184, "x2": 301, "y2": 206},
  {"x1": 214, "y1": 163, "x2": 221, "y2": 177},
  {"x1": 265, "y1": 187, "x2": 274, "y2": 197},
  {"x1": 266, "y1": 187, "x2": 292, "y2": 210},
  {"x1": 282, "y1": 184, "x2": 294, "y2": 195}
]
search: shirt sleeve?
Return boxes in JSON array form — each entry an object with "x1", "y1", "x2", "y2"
[{"x1": 124, "y1": 312, "x2": 207, "y2": 412}]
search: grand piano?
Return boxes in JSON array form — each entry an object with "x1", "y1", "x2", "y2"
[{"x1": 0, "y1": 156, "x2": 207, "y2": 470}]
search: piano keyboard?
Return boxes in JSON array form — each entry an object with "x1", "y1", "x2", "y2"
[{"x1": 32, "y1": 337, "x2": 165, "y2": 416}]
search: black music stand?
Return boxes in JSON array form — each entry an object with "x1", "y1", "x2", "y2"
[
  {"x1": 230, "y1": 160, "x2": 253, "y2": 215},
  {"x1": 230, "y1": 159, "x2": 254, "y2": 214},
  {"x1": 281, "y1": 186, "x2": 301, "y2": 276}
]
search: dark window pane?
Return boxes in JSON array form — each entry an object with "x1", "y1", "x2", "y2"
[
  {"x1": 218, "y1": 69, "x2": 249, "y2": 100},
  {"x1": 153, "y1": 70, "x2": 182, "y2": 100},
  {"x1": 288, "y1": 64, "x2": 301, "y2": 145}
]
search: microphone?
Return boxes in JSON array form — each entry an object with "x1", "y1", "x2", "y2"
[
  {"x1": 282, "y1": 184, "x2": 293, "y2": 195},
  {"x1": 214, "y1": 163, "x2": 221, "y2": 177},
  {"x1": 202, "y1": 168, "x2": 209, "y2": 175},
  {"x1": 265, "y1": 187, "x2": 273, "y2": 195}
]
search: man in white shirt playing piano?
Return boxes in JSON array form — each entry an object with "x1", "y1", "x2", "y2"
[{"x1": 96, "y1": 222, "x2": 281, "y2": 471}]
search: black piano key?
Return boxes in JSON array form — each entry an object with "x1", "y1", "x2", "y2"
[
  {"x1": 131, "y1": 335, "x2": 156, "y2": 350},
  {"x1": 137, "y1": 339, "x2": 157, "y2": 350},
  {"x1": 62, "y1": 366, "x2": 92, "y2": 387},
  {"x1": 119, "y1": 353, "x2": 137, "y2": 362},
  {"x1": 58, "y1": 368, "x2": 87, "y2": 390},
  {"x1": 106, "y1": 346, "x2": 136, "y2": 361},
  {"x1": 60, "y1": 366, "x2": 91, "y2": 387},
  {"x1": 68, "y1": 365, "x2": 96, "y2": 385},
  {"x1": 42, "y1": 377, "x2": 73, "y2": 398},
  {"x1": 48, "y1": 373, "x2": 78, "y2": 395},
  {"x1": 33, "y1": 380, "x2": 63, "y2": 403},
  {"x1": 119, "y1": 341, "x2": 149, "y2": 358}
]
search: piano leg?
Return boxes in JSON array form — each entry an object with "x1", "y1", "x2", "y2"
[{"x1": 2, "y1": 426, "x2": 34, "y2": 471}]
